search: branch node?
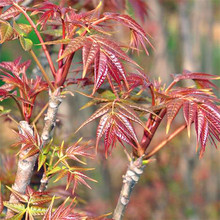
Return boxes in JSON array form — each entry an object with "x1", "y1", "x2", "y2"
[{"x1": 121, "y1": 196, "x2": 129, "y2": 205}]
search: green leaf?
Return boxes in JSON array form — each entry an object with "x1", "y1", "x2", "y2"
[
  {"x1": 41, "y1": 29, "x2": 63, "y2": 37},
  {"x1": 53, "y1": 170, "x2": 67, "y2": 183},
  {"x1": 18, "y1": 24, "x2": 32, "y2": 35},
  {"x1": 29, "y1": 206, "x2": 48, "y2": 215},
  {"x1": 38, "y1": 153, "x2": 47, "y2": 171},
  {"x1": 19, "y1": 36, "x2": 33, "y2": 51},
  {"x1": 47, "y1": 166, "x2": 62, "y2": 175},
  {"x1": 40, "y1": 38, "x2": 70, "y2": 45},
  {"x1": 0, "y1": 106, "x2": 11, "y2": 117},
  {"x1": 13, "y1": 20, "x2": 25, "y2": 36},
  {"x1": 3, "y1": 201, "x2": 25, "y2": 213},
  {"x1": 100, "y1": 90, "x2": 116, "y2": 100},
  {"x1": 0, "y1": 20, "x2": 14, "y2": 43}
]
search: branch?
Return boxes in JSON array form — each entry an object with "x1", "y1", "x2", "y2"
[
  {"x1": 114, "y1": 109, "x2": 167, "y2": 218},
  {"x1": 6, "y1": 121, "x2": 35, "y2": 218},
  {"x1": 145, "y1": 124, "x2": 187, "y2": 159},
  {"x1": 40, "y1": 88, "x2": 62, "y2": 146},
  {"x1": 6, "y1": 89, "x2": 62, "y2": 218},
  {"x1": 113, "y1": 157, "x2": 145, "y2": 220},
  {"x1": 30, "y1": 50, "x2": 55, "y2": 91},
  {"x1": 38, "y1": 88, "x2": 62, "y2": 192}
]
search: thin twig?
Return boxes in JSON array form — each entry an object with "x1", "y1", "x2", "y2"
[
  {"x1": 30, "y1": 50, "x2": 55, "y2": 91},
  {"x1": 31, "y1": 102, "x2": 49, "y2": 125},
  {"x1": 12, "y1": 2, "x2": 56, "y2": 77},
  {"x1": 145, "y1": 124, "x2": 187, "y2": 159},
  {"x1": 7, "y1": 114, "x2": 19, "y2": 126}
]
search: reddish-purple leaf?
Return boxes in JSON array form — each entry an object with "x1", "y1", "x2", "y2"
[
  {"x1": 103, "y1": 13, "x2": 153, "y2": 54},
  {"x1": 43, "y1": 198, "x2": 85, "y2": 220},
  {"x1": 115, "y1": 126, "x2": 135, "y2": 148},
  {"x1": 106, "y1": 50, "x2": 129, "y2": 88},
  {"x1": 195, "y1": 108, "x2": 205, "y2": 150},
  {"x1": 183, "y1": 101, "x2": 197, "y2": 137},
  {"x1": 128, "y1": 0, "x2": 149, "y2": 22},
  {"x1": 58, "y1": 36, "x2": 87, "y2": 60},
  {"x1": 127, "y1": 70, "x2": 151, "y2": 93},
  {"x1": 66, "y1": 140, "x2": 94, "y2": 164},
  {"x1": 0, "y1": 0, "x2": 13, "y2": 7},
  {"x1": 82, "y1": 40, "x2": 99, "y2": 78},
  {"x1": 75, "y1": 103, "x2": 111, "y2": 133},
  {"x1": 93, "y1": 51, "x2": 108, "y2": 94},
  {"x1": 96, "y1": 113, "x2": 111, "y2": 149},
  {"x1": 166, "y1": 99, "x2": 183, "y2": 133},
  {"x1": 0, "y1": 6, "x2": 20, "y2": 20},
  {"x1": 117, "y1": 103, "x2": 147, "y2": 129},
  {"x1": 200, "y1": 102, "x2": 220, "y2": 125},
  {"x1": 115, "y1": 113, "x2": 139, "y2": 144},
  {"x1": 199, "y1": 119, "x2": 209, "y2": 157},
  {"x1": 178, "y1": 70, "x2": 220, "y2": 81},
  {"x1": 104, "y1": 124, "x2": 115, "y2": 156},
  {"x1": 92, "y1": 35, "x2": 138, "y2": 66},
  {"x1": 173, "y1": 70, "x2": 220, "y2": 89}
]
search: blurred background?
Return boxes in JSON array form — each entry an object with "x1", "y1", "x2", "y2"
[{"x1": 0, "y1": 0, "x2": 219, "y2": 219}]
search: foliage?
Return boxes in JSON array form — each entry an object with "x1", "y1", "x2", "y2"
[{"x1": 0, "y1": 0, "x2": 219, "y2": 219}]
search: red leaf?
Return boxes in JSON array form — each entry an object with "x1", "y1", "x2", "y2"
[
  {"x1": 128, "y1": 0, "x2": 149, "y2": 22},
  {"x1": 179, "y1": 70, "x2": 220, "y2": 81},
  {"x1": 96, "y1": 113, "x2": 111, "y2": 149},
  {"x1": 75, "y1": 103, "x2": 111, "y2": 133},
  {"x1": 92, "y1": 35, "x2": 138, "y2": 66},
  {"x1": 183, "y1": 101, "x2": 197, "y2": 137},
  {"x1": 93, "y1": 51, "x2": 108, "y2": 94},
  {"x1": 174, "y1": 70, "x2": 220, "y2": 89},
  {"x1": 106, "y1": 50, "x2": 129, "y2": 89},
  {"x1": 82, "y1": 40, "x2": 99, "y2": 78},
  {"x1": 0, "y1": 6, "x2": 20, "y2": 20},
  {"x1": 166, "y1": 99, "x2": 183, "y2": 133},
  {"x1": 199, "y1": 119, "x2": 209, "y2": 157},
  {"x1": 117, "y1": 103, "x2": 147, "y2": 129},
  {"x1": 115, "y1": 126, "x2": 136, "y2": 148},
  {"x1": 43, "y1": 198, "x2": 85, "y2": 220},
  {"x1": 195, "y1": 108, "x2": 205, "y2": 150},
  {"x1": 104, "y1": 124, "x2": 115, "y2": 156},
  {"x1": 104, "y1": 13, "x2": 153, "y2": 54},
  {"x1": 0, "y1": 0, "x2": 13, "y2": 7},
  {"x1": 58, "y1": 36, "x2": 87, "y2": 60},
  {"x1": 115, "y1": 113, "x2": 139, "y2": 145}
]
